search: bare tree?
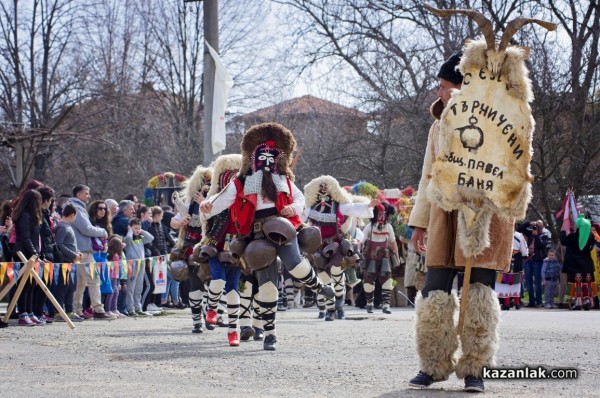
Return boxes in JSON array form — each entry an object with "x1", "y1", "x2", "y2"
[
  {"x1": 0, "y1": 0, "x2": 90, "y2": 192},
  {"x1": 273, "y1": 0, "x2": 600, "y2": 232}
]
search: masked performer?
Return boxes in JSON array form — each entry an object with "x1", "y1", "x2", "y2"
[
  {"x1": 200, "y1": 122, "x2": 334, "y2": 351},
  {"x1": 171, "y1": 165, "x2": 212, "y2": 334},
  {"x1": 303, "y1": 176, "x2": 377, "y2": 320},
  {"x1": 560, "y1": 214, "x2": 597, "y2": 310},
  {"x1": 360, "y1": 202, "x2": 400, "y2": 314},
  {"x1": 198, "y1": 154, "x2": 243, "y2": 346}
]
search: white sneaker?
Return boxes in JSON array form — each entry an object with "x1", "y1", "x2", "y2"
[{"x1": 147, "y1": 304, "x2": 162, "y2": 313}]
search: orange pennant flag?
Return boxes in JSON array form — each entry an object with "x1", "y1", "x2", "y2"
[
  {"x1": 44, "y1": 263, "x2": 51, "y2": 284},
  {"x1": 6, "y1": 263, "x2": 14, "y2": 284}
]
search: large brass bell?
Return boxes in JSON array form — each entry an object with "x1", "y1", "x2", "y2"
[
  {"x1": 322, "y1": 242, "x2": 339, "y2": 258},
  {"x1": 243, "y1": 239, "x2": 277, "y2": 271},
  {"x1": 298, "y1": 226, "x2": 322, "y2": 254},
  {"x1": 229, "y1": 238, "x2": 248, "y2": 260},
  {"x1": 218, "y1": 251, "x2": 239, "y2": 267},
  {"x1": 340, "y1": 239, "x2": 354, "y2": 256},
  {"x1": 262, "y1": 217, "x2": 297, "y2": 245},
  {"x1": 200, "y1": 245, "x2": 218, "y2": 260},
  {"x1": 168, "y1": 260, "x2": 190, "y2": 282}
]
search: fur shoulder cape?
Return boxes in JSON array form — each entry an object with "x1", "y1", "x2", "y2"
[
  {"x1": 304, "y1": 175, "x2": 353, "y2": 208},
  {"x1": 207, "y1": 154, "x2": 242, "y2": 198}
]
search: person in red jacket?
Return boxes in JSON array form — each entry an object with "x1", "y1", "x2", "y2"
[{"x1": 201, "y1": 122, "x2": 334, "y2": 351}]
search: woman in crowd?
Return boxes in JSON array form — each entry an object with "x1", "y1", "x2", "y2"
[
  {"x1": 36, "y1": 186, "x2": 58, "y2": 324},
  {"x1": 12, "y1": 189, "x2": 44, "y2": 326}
]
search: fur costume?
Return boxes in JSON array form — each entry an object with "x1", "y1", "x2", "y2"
[
  {"x1": 304, "y1": 175, "x2": 374, "y2": 319},
  {"x1": 170, "y1": 165, "x2": 213, "y2": 333},
  {"x1": 410, "y1": 6, "x2": 555, "y2": 391},
  {"x1": 409, "y1": 102, "x2": 513, "y2": 272},
  {"x1": 422, "y1": 10, "x2": 555, "y2": 258},
  {"x1": 201, "y1": 122, "x2": 334, "y2": 349},
  {"x1": 200, "y1": 153, "x2": 243, "y2": 345},
  {"x1": 455, "y1": 283, "x2": 500, "y2": 378},
  {"x1": 415, "y1": 290, "x2": 459, "y2": 380},
  {"x1": 427, "y1": 38, "x2": 534, "y2": 257}
]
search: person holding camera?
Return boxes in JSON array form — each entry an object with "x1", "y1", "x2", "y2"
[{"x1": 524, "y1": 220, "x2": 549, "y2": 307}]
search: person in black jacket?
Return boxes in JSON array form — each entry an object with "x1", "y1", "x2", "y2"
[
  {"x1": 522, "y1": 220, "x2": 549, "y2": 307},
  {"x1": 35, "y1": 186, "x2": 58, "y2": 323},
  {"x1": 560, "y1": 214, "x2": 597, "y2": 310},
  {"x1": 147, "y1": 206, "x2": 177, "y2": 311},
  {"x1": 12, "y1": 189, "x2": 43, "y2": 326}
]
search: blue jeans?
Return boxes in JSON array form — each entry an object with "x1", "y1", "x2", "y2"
[
  {"x1": 161, "y1": 272, "x2": 180, "y2": 304},
  {"x1": 524, "y1": 260, "x2": 543, "y2": 305},
  {"x1": 208, "y1": 258, "x2": 241, "y2": 293}
]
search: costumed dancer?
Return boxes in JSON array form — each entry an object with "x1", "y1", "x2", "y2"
[
  {"x1": 170, "y1": 165, "x2": 213, "y2": 333},
  {"x1": 200, "y1": 122, "x2": 335, "y2": 350},
  {"x1": 198, "y1": 154, "x2": 243, "y2": 346},
  {"x1": 303, "y1": 176, "x2": 376, "y2": 320},
  {"x1": 360, "y1": 202, "x2": 400, "y2": 314},
  {"x1": 561, "y1": 214, "x2": 598, "y2": 310},
  {"x1": 409, "y1": 5, "x2": 553, "y2": 392},
  {"x1": 496, "y1": 225, "x2": 528, "y2": 310}
]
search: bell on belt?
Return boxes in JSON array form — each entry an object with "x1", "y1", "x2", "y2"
[
  {"x1": 243, "y1": 239, "x2": 277, "y2": 272},
  {"x1": 218, "y1": 251, "x2": 239, "y2": 267},
  {"x1": 168, "y1": 260, "x2": 190, "y2": 282},
  {"x1": 229, "y1": 238, "x2": 248, "y2": 260},
  {"x1": 340, "y1": 239, "x2": 354, "y2": 256},
  {"x1": 298, "y1": 226, "x2": 322, "y2": 254},
  {"x1": 200, "y1": 245, "x2": 218, "y2": 260},
  {"x1": 322, "y1": 242, "x2": 339, "y2": 258},
  {"x1": 262, "y1": 217, "x2": 297, "y2": 245}
]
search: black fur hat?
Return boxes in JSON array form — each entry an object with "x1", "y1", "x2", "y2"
[{"x1": 437, "y1": 51, "x2": 463, "y2": 85}]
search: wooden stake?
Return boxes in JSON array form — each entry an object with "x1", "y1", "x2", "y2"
[
  {"x1": 3, "y1": 252, "x2": 75, "y2": 329},
  {"x1": 457, "y1": 256, "x2": 473, "y2": 335},
  {"x1": 2, "y1": 255, "x2": 35, "y2": 323}
]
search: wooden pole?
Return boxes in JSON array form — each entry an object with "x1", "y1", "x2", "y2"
[
  {"x1": 27, "y1": 262, "x2": 75, "y2": 329},
  {"x1": 202, "y1": 0, "x2": 219, "y2": 165},
  {"x1": 4, "y1": 252, "x2": 75, "y2": 329},
  {"x1": 457, "y1": 256, "x2": 473, "y2": 335},
  {"x1": 3, "y1": 255, "x2": 36, "y2": 323}
]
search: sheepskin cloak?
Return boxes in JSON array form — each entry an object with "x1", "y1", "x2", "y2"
[{"x1": 422, "y1": 39, "x2": 533, "y2": 261}]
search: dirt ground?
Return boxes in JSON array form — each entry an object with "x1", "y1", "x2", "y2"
[{"x1": 0, "y1": 305, "x2": 598, "y2": 398}]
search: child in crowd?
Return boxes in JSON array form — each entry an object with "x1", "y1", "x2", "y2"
[
  {"x1": 147, "y1": 206, "x2": 178, "y2": 310},
  {"x1": 124, "y1": 218, "x2": 154, "y2": 316},
  {"x1": 542, "y1": 249, "x2": 562, "y2": 309},
  {"x1": 53, "y1": 204, "x2": 84, "y2": 322},
  {"x1": 105, "y1": 235, "x2": 126, "y2": 318}
]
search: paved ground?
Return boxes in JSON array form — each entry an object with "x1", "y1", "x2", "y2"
[{"x1": 0, "y1": 305, "x2": 598, "y2": 397}]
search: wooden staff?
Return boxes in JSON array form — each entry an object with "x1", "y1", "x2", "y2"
[
  {"x1": 2, "y1": 255, "x2": 36, "y2": 323},
  {"x1": 4, "y1": 252, "x2": 75, "y2": 329},
  {"x1": 457, "y1": 256, "x2": 473, "y2": 335}
]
